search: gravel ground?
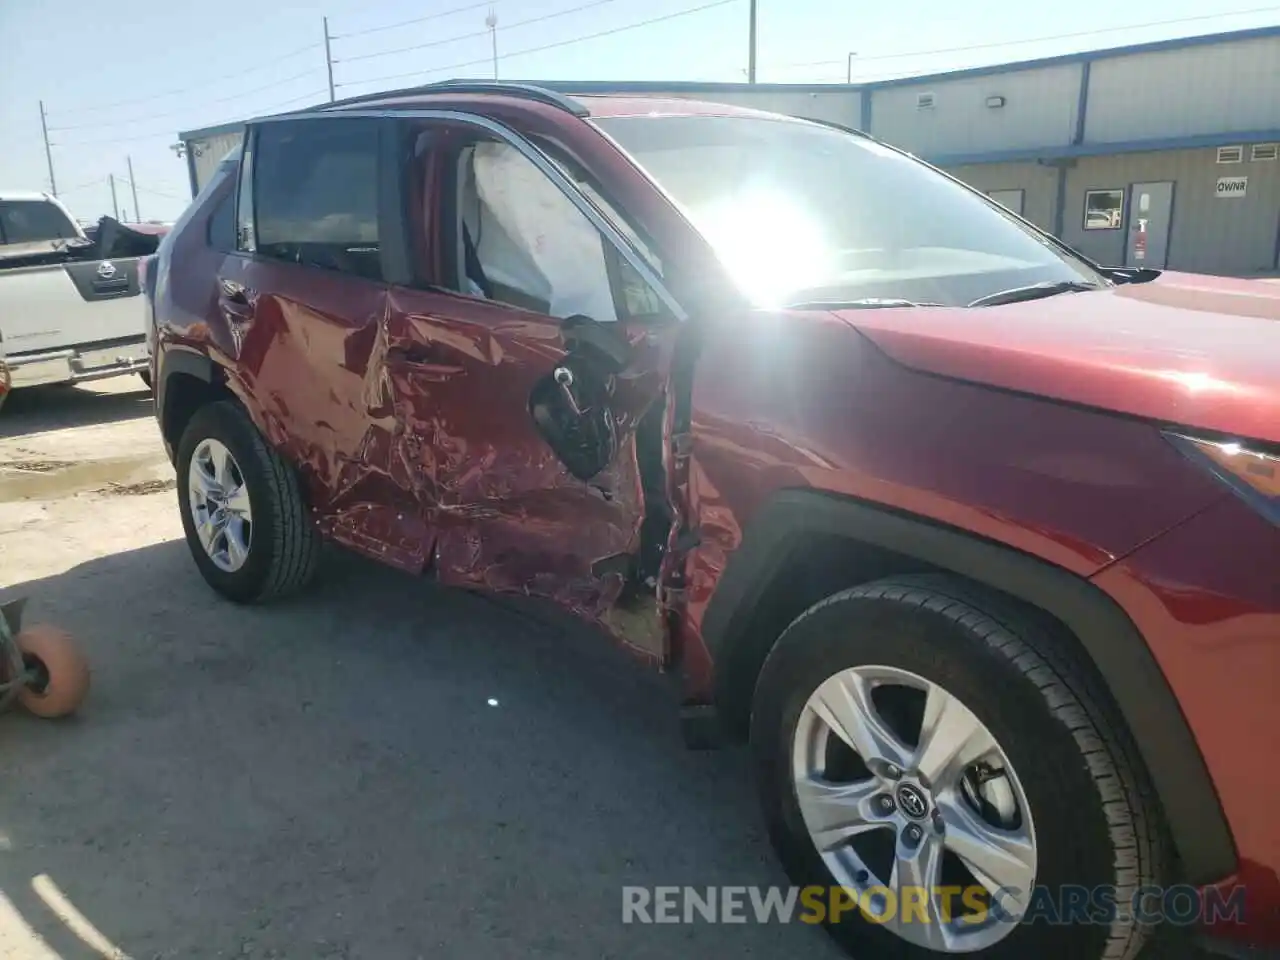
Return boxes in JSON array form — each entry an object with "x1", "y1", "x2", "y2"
[
  {"x1": 0, "y1": 380, "x2": 1215, "y2": 960},
  {"x1": 0, "y1": 380, "x2": 843, "y2": 960}
]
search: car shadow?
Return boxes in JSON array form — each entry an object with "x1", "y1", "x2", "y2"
[
  {"x1": 0, "y1": 382, "x2": 153, "y2": 438},
  {"x1": 0, "y1": 542, "x2": 844, "y2": 960}
]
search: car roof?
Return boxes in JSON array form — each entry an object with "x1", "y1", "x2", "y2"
[
  {"x1": 569, "y1": 95, "x2": 801, "y2": 121},
  {"x1": 0, "y1": 191, "x2": 57, "y2": 203},
  {"x1": 323, "y1": 90, "x2": 803, "y2": 124}
]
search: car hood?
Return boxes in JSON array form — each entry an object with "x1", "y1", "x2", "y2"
[{"x1": 837, "y1": 271, "x2": 1280, "y2": 444}]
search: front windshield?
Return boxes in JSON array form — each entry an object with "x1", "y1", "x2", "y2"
[{"x1": 593, "y1": 114, "x2": 1103, "y2": 308}]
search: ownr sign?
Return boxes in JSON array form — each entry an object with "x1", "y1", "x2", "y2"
[{"x1": 1215, "y1": 176, "x2": 1248, "y2": 198}]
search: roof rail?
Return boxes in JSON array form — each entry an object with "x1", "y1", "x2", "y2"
[{"x1": 315, "y1": 80, "x2": 590, "y2": 117}]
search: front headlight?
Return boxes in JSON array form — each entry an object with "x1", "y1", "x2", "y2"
[{"x1": 1165, "y1": 431, "x2": 1280, "y2": 526}]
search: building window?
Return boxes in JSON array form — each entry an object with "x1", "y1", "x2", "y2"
[
  {"x1": 1216, "y1": 145, "x2": 1244, "y2": 164},
  {"x1": 1083, "y1": 189, "x2": 1124, "y2": 231},
  {"x1": 988, "y1": 189, "x2": 1024, "y2": 216},
  {"x1": 1251, "y1": 143, "x2": 1278, "y2": 162}
]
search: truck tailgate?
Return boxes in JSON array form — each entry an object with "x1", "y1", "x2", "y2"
[{"x1": 1, "y1": 257, "x2": 146, "y2": 355}]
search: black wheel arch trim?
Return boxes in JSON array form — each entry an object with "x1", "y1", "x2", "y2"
[
  {"x1": 702, "y1": 487, "x2": 1235, "y2": 886},
  {"x1": 156, "y1": 347, "x2": 216, "y2": 460}
]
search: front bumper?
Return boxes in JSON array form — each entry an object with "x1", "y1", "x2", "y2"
[
  {"x1": 5, "y1": 336, "x2": 149, "y2": 389},
  {"x1": 1092, "y1": 494, "x2": 1280, "y2": 951}
]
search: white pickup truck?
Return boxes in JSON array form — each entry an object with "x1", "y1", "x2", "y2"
[{"x1": 0, "y1": 191, "x2": 163, "y2": 404}]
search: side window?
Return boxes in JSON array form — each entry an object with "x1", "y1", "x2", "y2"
[
  {"x1": 532, "y1": 137, "x2": 664, "y2": 275},
  {"x1": 0, "y1": 200, "x2": 79, "y2": 245},
  {"x1": 457, "y1": 140, "x2": 648, "y2": 322},
  {"x1": 250, "y1": 119, "x2": 382, "y2": 281}
]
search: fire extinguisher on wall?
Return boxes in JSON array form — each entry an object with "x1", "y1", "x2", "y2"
[{"x1": 1133, "y1": 217, "x2": 1148, "y2": 260}]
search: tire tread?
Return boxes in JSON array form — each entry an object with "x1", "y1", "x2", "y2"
[
  {"x1": 758, "y1": 574, "x2": 1166, "y2": 960},
  {"x1": 179, "y1": 401, "x2": 320, "y2": 603},
  {"x1": 237, "y1": 404, "x2": 320, "y2": 600}
]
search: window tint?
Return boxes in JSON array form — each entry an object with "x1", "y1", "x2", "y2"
[
  {"x1": 456, "y1": 140, "x2": 620, "y2": 321},
  {"x1": 207, "y1": 191, "x2": 235, "y2": 252},
  {"x1": 251, "y1": 119, "x2": 382, "y2": 280},
  {"x1": 0, "y1": 200, "x2": 79, "y2": 245}
]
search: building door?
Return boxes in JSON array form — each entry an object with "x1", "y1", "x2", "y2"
[{"x1": 1125, "y1": 181, "x2": 1174, "y2": 268}]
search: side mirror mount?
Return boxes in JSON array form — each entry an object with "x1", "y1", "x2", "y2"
[{"x1": 560, "y1": 314, "x2": 630, "y2": 374}]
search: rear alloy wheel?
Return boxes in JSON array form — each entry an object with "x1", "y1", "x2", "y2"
[
  {"x1": 751, "y1": 575, "x2": 1166, "y2": 960},
  {"x1": 176, "y1": 401, "x2": 320, "y2": 603},
  {"x1": 188, "y1": 438, "x2": 253, "y2": 574}
]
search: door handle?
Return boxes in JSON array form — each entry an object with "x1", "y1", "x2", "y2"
[{"x1": 218, "y1": 278, "x2": 249, "y2": 305}]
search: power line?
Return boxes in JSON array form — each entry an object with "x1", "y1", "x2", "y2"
[
  {"x1": 239, "y1": 87, "x2": 332, "y2": 117},
  {"x1": 333, "y1": 0, "x2": 502, "y2": 39},
  {"x1": 58, "y1": 179, "x2": 107, "y2": 194},
  {"x1": 120, "y1": 179, "x2": 189, "y2": 202},
  {"x1": 339, "y1": 0, "x2": 741, "y2": 88},
  {"x1": 768, "y1": 5, "x2": 1280, "y2": 72},
  {"x1": 48, "y1": 68, "x2": 324, "y2": 131},
  {"x1": 53, "y1": 89, "x2": 329, "y2": 147},
  {"x1": 50, "y1": 41, "x2": 324, "y2": 117},
  {"x1": 337, "y1": 0, "x2": 628, "y2": 64},
  {"x1": 53, "y1": 131, "x2": 190, "y2": 147}
]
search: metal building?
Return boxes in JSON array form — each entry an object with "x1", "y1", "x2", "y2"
[{"x1": 178, "y1": 24, "x2": 1280, "y2": 276}]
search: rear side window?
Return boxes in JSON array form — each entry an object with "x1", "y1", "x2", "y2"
[
  {"x1": 250, "y1": 119, "x2": 382, "y2": 280},
  {"x1": 0, "y1": 200, "x2": 79, "y2": 245}
]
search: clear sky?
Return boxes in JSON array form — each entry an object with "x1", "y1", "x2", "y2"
[{"x1": 1, "y1": 0, "x2": 1275, "y2": 223}]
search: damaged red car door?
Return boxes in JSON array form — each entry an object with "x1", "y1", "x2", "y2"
[{"x1": 381, "y1": 118, "x2": 681, "y2": 628}]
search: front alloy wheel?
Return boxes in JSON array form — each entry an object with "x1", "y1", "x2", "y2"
[
  {"x1": 792, "y1": 665, "x2": 1036, "y2": 952},
  {"x1": 751, "y1": 576, "x2": 1167, "y2": 960}
]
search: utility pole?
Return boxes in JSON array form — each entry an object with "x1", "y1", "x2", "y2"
[
  {"x1": 38, "y1": 100, "x2": 58, "y2": 196},
  {"x1": 486, "y1": 9, "x2": 499, "y2": 80},
  {"x1": 747, "y1": 0, "x2": 757, "y2": 83},
  {"x1": 846, "y1": 51, "x2": 857, "y2": 83},
  {"x1": 323, "y1": 17, "x2": 336, "y2": 102},
  {"x1": 127, "y1": 156, "x2": 141, "y2": 222},
  {"x1": 108, "y1": 174, "x2": 119, "y2": 221}
]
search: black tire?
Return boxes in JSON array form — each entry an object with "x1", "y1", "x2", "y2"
[
  {"x1": 751, "y1": 574, "x2": 1167, "y2": 960},
  {"x1": 176, "y1": 400, "x2": 320, "y2": 603}
]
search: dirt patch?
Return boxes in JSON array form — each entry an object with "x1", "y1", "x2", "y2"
[
  {"x1": 98, "y1": 478, "x2": 176, "y2": 496},
  {"x1": 0, "y1": 454, "x2": 169, "y2": 500},
  {"x1": 0, "y1": 460, "x2": 78, "y2": 473}
]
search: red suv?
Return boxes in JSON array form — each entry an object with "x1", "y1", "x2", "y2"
[{"x1": 149, "y1": 82, "x2": 1279, "y2": 960}]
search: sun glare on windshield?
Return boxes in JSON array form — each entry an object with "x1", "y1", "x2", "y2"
[
  {"x1": 691, "y1": 188, "x2": 836, "y2": 308},
  {"x1": 596, "y1": 115, "x2": 1103, "y2": 308}
]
